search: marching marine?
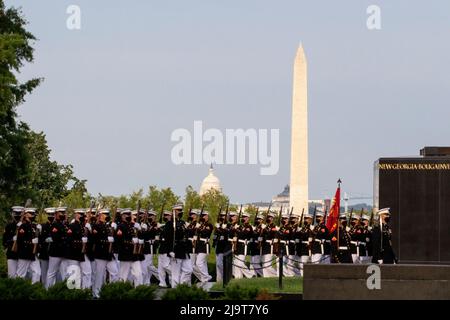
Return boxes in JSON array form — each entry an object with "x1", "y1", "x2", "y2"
[
  {"x1": 311, "y1": 209, "x2": 331, "y2": 264},
  {"x1": 372, "y1": 208, "x2": 397, "y2": 264},
  {"x1": 212, "y1": 210, "x2": 230, "y2": 282}
]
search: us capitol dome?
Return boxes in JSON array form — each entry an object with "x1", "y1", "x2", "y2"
[{"x1": 199, "y1": 164, "x2": 222, "y2": 196}]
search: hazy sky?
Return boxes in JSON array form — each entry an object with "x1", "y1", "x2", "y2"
[{"x1": 8, "y1": 0, "x2": 450, "y2": 204}]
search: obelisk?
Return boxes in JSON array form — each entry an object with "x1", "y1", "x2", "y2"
[{"x1": 289, "y1": 44, "x2": 308, "y2": 214}]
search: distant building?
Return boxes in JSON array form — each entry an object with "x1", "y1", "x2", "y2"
[{"x1": 199, "y1": 164, "x2": 222, "y2": 196}]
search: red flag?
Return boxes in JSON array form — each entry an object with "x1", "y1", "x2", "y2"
[{"x1": 326, "y1": 183, "x2": 341, "y2": 233}]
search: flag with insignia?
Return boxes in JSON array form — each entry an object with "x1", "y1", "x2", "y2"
[{"x1": 326, "y1": 181, "x2": 341, "y2": 233}]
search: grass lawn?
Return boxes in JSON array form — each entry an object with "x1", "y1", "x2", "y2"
[{"x1": 211, "y1": 276, "x2": 303, "y2": 294}]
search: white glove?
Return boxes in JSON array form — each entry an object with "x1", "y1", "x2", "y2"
[
  {"x1": 308, "y1": 237, "x2": 313, "y2": 242},
  {"x1": 157, "y1": 223, "x2": 162, "y2": 228},
  {"x1": 32, "y1": 238, "x2": 38, "y2": 244},
  {"x1": 141, "y1": 223, "x2": 148, "y2": 231},
  {"x1": 221, "y1": 223, "x2": 227, "y2": 229},
  {"x1": 215, "y1": 223, "x2": 220, "y2": 228},
  {"x1": 169, "y1": 252, "x2": 175, "y2": 258},
  {"x1": 45, "y1": 237, "x2": 52, "y2": 243},
  {"x1": 346, "y1": 226, "x2": 350, "y2": 232},
  {"x1": 132, "y1": 237, "x2": 139, "y2": 244},
  {"x1": 138, "y1": 239, "x2": 144, "y2": 244},
  {"x1": 70, "y1": 219, "x2": 75, "y2": 224},
  {"x1": 82, "y1": 237, "x2": 88, "y2": 243},
  {"x1": 366, "y1": 237, "x2": 370, "y2": 242},
  {"x1": 155, "y1": 235, "x2": 160, "y2": 240},
  {"x1": 195, "y1": 223, "x2": 201, "y2": 228},
  {"x1": 85, "y1": 223, "x2": 92, "y2": 232},
  {"x1": 107, "y1": 236, "x2": 114, "y2": 243},
  {"x1": 16, "y1": 222, "x2": 22, "y2": 227},
  {"x1": 261, "y1": 224, "x2": 267, "y2": 229},
  {"x1": 310, "y1": 225, "x2": 315, "y2": 231},
  {"x1": 37, "y1": 224, "x2": 42, "y2": 232},
  {"x1": 378, "y1": 259, "x2": 383, "y2": 264},
  {"x1": 134, "y1": 223, "x2": 141, "y2": 231},
  {"x1": 13, "y1": 235, "x2": 17, "y2": 241},
  {"x1": 258, "y1": 237, "x2": 263, "y2": 242}
]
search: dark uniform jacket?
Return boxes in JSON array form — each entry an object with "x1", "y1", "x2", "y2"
[
  {"x1": 116, "y1": 222, "x2": 139, "y2": 262},
  {"x1": 17, "y1": 221, "x2": 36, "y2": 260},
  {"x1": 234, "y1": 223, "x2": 253, "y2": 256},
  {"x1": 350, "y1": 225, "x2": 370, "y2": 257},
  {"x1": 371, "y1": 223, "x2": 396, "y2": 264},
  {"x1": 48, "y1": 220, "x2": 67, "y2": 258},
  {"x1": 37, "y1": 222, "x2": 52, "y2": 260},
  {"x1": 261, "y1": 223, "x2": 278, "y2": 255},
  {"x1": 66, "y1": 221, "x2": 84, "y2": 262},
  {"x1": 311, "y1": 223, "x2": 331, "y2": 255},
  {"x1": 92, "y1": 222, "x2": 113, "y2": 261},
  {"x1": 249, "y1": 223, "x2": 263, "y2": 256},
  {"x1": 142, "y1": 221, "x2": 160, "y2": 255},
  {"x1": 195, "y1": 221, "x2": 213, "y2": 254},
  {"x1": 213, "y1": 222, "x2": 230, "y2": 254},
  {"x1": 278, "y1": 224, "x2": 293, "y2": 256},
  {"x1": 295, "y1": 224, "x2": 313, "y2": 257},
  {"x1": 3, "y1": 221, "x2": 19, "y2": 260},
  {"x1": 330, "y1": 226, "x2": 352, "y2": 263},
  {"x1": 185, "y1": 220, "x2": 198, "y2": 254}
]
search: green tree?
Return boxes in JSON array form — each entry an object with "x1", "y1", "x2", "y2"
[
  {"x1": 183, "y1": 185, "x2": 201, "y2": 212},
  {"x1": 200, "y1": 189, "x2": 229, "y2": 223}
]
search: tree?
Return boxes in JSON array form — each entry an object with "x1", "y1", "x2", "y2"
[
  {"x1": 200, "y1": 189, "x2": 229, "y2": 223},
  {"x1": 183, "y1": 185, "x2": 201, "y2": 212},
  {"x1": 0, "y1": 1, "x2": 81, "y2": 221}
]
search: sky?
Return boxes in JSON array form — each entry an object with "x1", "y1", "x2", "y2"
[{"x1": 7, "y1": 0, "x2": 450, "y2": 204}]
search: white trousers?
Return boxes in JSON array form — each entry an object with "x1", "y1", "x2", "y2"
[
  {"x1": 92, "y1": 259, "x2": 119, "y2": 298},
  {"x1": 16, "y1": 259, "x2": 31, "y2": 280},
  {"x1": 312, "y1": 253, "x2": 331, "y2": 264},
  {"x1": 141, "y1": 254, "x2": 159, "y2": 285},
  {"x1": 80, "y1": 256, "x2": 92, "y2": 289},
  {"x1": 352, "y1": 254, "x2": 361, "y2": 264},
  {"x1": 171, "y1": 258, "x2": 193, "y2": 288},
  {"x1": 232, "y1": 254, "x2": 254, "y2": 279},
  {"x1": 46, "y1": 257, "x2": 64, "y2": 289},
  {"x1": 262, "y1": 254, "x2": 277, "y2": 277},
  {"x1": 216, "y1": 253, "x2": 224, "y2": 282},
  {"x1": 158, "y1": 254, "x2": 171, "y2": 287},
  {"x1": 299, "y1": 255, "x2": 311, "y2": 277},
  {"x1": 39, "y1": 259, "x2": 49, "y2": 287},
  {"x1": 250, "y1": 255, "x2": 263, "y2": 277},
  {"x1": 191, "y1": 253, "x2": 211, "y2": 283},
  {"x1": 284, "y1": 255, "x2": 299, "y2": 277},
  {"x1": 119, "y1": 261, "x2": 143, "y2": 287},
  {"x1": 360, "y1": 256, "x2": 372, "y2": 264},
  {"x1": 7, "y1": 259, "x2": 18, "y2": 278}
]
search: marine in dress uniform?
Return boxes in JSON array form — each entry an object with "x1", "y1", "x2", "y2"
[
  {"x1": 2, "y1": 206, "x2": 23, "y2": 278},
  {"x1": 116, "y1": 209, "x2": 143, "y2": 286},
  {"x1": 249, "y1": 214, "x2": 264, "y2": 277},
  {"x1": 38, "y1": 208, "x2": 55, "y2": 287},
  {"x1": 359, "y1": 214, "x2": 373, "y2": 264},
  {"x1": 288, "y1": 214, "x2": 301, "y2": 276},
  {"x1": 16, "y1": 208, "x2": 40, "y2": 283},
  {"x1": 231, "y1": 212, "x2": 255, "y2": 279},
  {"x1": 192, "y1": 211, "x2": 213, "y2": 286},
  {"x1": 46, "y1": 207, "x2": 68, "y2": 289},
  {"x1": 157, "y1": 210, "x2": 173, "y2": 288},
  {"x1": 92, "y1": 208, "x2": 118, "y2": 298},
  {"x1": 140, "y1": 210, "x2": 160, "y2": 285},
  {"x1": 168, "y1": 204, "x2": 193, "y2": 288},
  {"x1": 311, "y1": 210, "x2": 331, "y2": 264},
  {"x1": 296, "y1": 213, "x2": 313, "y2": 276},
  {"x1": 348, "y1": 213, "x2": 362, "y2": 264},
  {"x1": 186, "y1": 209, "x2": 200, "y2": 283},
  {"x1": 212, "y1": 210, "x2": 230, "y2": 282},
  {"x1": 278, "y1": 213, "x2": 295, "y2": 277},
  {"x1": 371, "y1": 208, "x2": 397, "y2": 264},
  {"x1": 260, "y1": 212, "x2": 278, "y2": 277},
  {"x1": 330, "y1": 213, "x2": 352, "y2": 263}
]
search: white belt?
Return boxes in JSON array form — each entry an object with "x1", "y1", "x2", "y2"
[
  {"x1": 339, "y1": 246, "x2": 348, "y2": 250},
  {"x1": 279, "y1": 240, "x2": 287, "y2": 244},
  {"x1": 289, "y1": 240, "x2": 296, "y2": 244},
  {"x1": 301, "y1": 241, "x2": 309, "y2": 244},
  {"x1": 200, "y1": 238, "x2": 209, "y2": 242},
  {"x1": 237, "y1": 239, "x2": 247, "y2": 243}
]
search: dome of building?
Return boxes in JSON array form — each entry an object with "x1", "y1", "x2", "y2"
[{"x1": 199, "y1": 164, "x2": 222, "y2": 196}]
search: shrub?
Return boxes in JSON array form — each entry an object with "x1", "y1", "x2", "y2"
[
  {"x1": 222, "y1": 283, "x2": 259, "y2": 300},
  {"x1": 125, "y1": 285, "x2": 157, "y2": 300},
  {"x1": 0, "y1": 277, "x2": 46, "y2": 300},
  {"x1": 162, "y1": 284, "x2": 209, "y2": 300},
  {"x1": 46, "y1": 281, "x2": 92, "y2": 300},
  {"x1": 99, "y1": 281, "x2": 134, "y2": 300},
  {"x1": 255, "y1": 288, "x2": 280, "y2": 300}
]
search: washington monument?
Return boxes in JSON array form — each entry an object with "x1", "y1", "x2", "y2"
[{"x1": 289, "y1": 44, "x2": 309, "y2": 213}]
